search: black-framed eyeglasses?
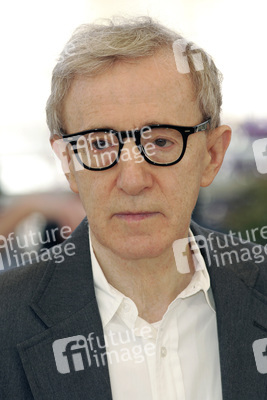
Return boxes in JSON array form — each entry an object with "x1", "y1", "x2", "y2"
[{"x1": 62, "y1": 119, "x2": 210, "y2": 171}]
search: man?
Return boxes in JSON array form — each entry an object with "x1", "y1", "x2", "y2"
[{"x1": 1, "y1": 17, "x2": 267, "y2": 400}]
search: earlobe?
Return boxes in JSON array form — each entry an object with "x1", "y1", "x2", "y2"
[
  {"x1": 200, "y1": 125, "x2": 232, "y2": 187},
  {"x1": 65, "y1": 171, "x2": 79, "y2": 194}
]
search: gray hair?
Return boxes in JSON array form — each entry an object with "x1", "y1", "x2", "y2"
[{"x1": 46, "y1": 16, "x2": 222, "y2": 137}]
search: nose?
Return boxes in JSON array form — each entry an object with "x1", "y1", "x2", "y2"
[{"x1": 116, "y1": 140, "x2": 153, "y2": 195}]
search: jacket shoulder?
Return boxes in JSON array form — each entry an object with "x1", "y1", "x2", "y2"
[{"x1": 0, "y1": 217, "x2": 89, "y2": 306}]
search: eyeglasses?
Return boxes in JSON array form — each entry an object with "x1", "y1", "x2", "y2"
[{"x1": 62, "y1": 119, "x2": 211, "y2": 171}]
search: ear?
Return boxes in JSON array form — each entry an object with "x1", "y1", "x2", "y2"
[
  {"x1": 50, "y1": 137, "x2": 79, "y2": 194},
  {"x1": 201, "y1": 125, "x2": 232, "y2": 187}
]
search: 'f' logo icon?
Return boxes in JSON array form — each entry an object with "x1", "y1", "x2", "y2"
[
  {"x1": 252, "y1": 338, "x2": 267, "y2": 374},
  {"x1": 53, "y1": 335, "x2": 91, "y2": 374},
  {"x1": 252, "y1": 138, "x2": 267, "y2": 174},
  {"x1": 172, "y1": 38, "x2": 211, "y2": 74}
]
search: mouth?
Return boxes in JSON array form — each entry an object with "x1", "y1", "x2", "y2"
[{"x1": 114, "y1": 211, "x2": 160, "y2": 222}]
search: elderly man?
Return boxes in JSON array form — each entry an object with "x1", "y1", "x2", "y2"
[{"x1": 1, "y1": 17, "x2": 267, "y2": 400}]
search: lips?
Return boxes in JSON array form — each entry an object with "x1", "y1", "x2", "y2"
[{"x1": 114, "y1": 211, "x2": 160, "y2": 221}]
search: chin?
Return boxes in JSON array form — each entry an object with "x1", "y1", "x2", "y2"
[{"x1": 110, "y1": 237, "x2": 170, "y2": 260}]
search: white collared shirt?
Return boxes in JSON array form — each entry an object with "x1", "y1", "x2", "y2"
[{"x1": 89, "y1": 230, "x2": 222, "y2": 400}]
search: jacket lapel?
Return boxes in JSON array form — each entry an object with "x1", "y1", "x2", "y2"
[
  {"x1": 191, "y1": 221, "x2": 267, "y2": 400},
  {"x1": 17, "y1": 219, "x2": 113, "y2": 400}
]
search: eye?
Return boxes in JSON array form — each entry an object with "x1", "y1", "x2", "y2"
[
  {"x1": 92, "y1": 139, "x2": 111, "y2": 150},
  {"x1": 153, "y1": 138, "x2": 174, "y2": 148},
  {"x1": 89, "y1": 133, "x2": 119, "y2": 151}
]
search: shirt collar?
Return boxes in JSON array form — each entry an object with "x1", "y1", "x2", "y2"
[
  {"x1": 177, "y1": 229, "x2": 215, "y2": 311},
  {"x1": 89, "y1": 228, "x2": 215, "y2": 328}
]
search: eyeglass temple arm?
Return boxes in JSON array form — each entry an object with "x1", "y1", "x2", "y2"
[{"x1": 195, "y1": 119, "x2": 211, "y2": 132}]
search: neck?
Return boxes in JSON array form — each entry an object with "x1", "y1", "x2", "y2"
[{"x1": 90, "y1": 234, "x2": 195, "y2": 323}]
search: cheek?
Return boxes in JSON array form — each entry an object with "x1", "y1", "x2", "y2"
[
  {"x1": 183, "y1": 139, "x2": 208, "y2": 180},
  {"x1": 73, "y1": 171, "x2": 115, "y2": 224},
  {"x1": 167, "y1": 177, "x2": 199, "y2": 218},
  {"x1": 73, "y1": 171, "x2": 99, "y2": 211},
  {"x1": 166, "y1": 147, "x2": 206, "y2": 213}
]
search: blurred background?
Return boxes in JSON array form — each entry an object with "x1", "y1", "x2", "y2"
[{"x1": 0, "y1": 0, "x2": 267, "y2": 270}]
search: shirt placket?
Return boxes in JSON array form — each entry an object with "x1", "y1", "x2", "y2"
[{"x1": 156, "y1": 306, "x2": 186, "y2": 400}]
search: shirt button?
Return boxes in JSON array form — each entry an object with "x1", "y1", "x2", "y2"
[
  {"x1": 123, "y1": 302, "x2": 131, "y2": 312},
  {"x1": 161, "y1": 347, "x2": 167, "y2": 357}
]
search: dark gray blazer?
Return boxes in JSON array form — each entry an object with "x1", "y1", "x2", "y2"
[{"x1": 0, "y1": 218, "x2": 267, "y2": 399}]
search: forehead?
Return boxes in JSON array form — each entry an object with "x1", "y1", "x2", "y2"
[{"x1": 62, "y1": 51, "x2": 201, "y2": 132}]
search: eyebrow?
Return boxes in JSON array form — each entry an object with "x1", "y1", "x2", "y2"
[
  {"x1": 143, "y1": 121, "x2": 163, "y2": 126},
  {"x1": 82, "y1": 121, "x2": 164, "y2": 131},
  {"x1": 63, "y1": 121, "x2": 167, "y2": 135}
]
